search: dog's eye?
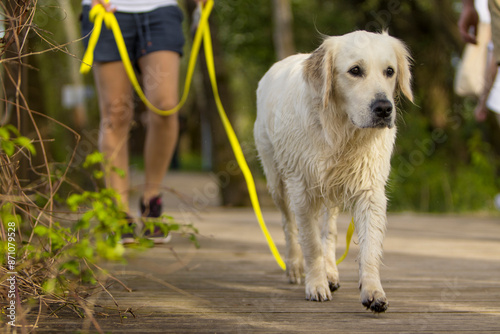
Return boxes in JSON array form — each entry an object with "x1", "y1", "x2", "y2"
[
  {"x1": 348, "y1": 66, "x2": 362, "y2": 77},
  {"x1": 386, "y1": 67, "x2": 395, "y2": 78}
]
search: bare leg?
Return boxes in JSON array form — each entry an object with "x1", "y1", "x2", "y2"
[
  {"x1": 93, "y1": 61, "x2": 134, "y2": 212},
  {"x1": 138, "y1": 51, "x2": 180, "y2": 205},
  {"x1": 475, "y1": 48, "x2": 498, "y2": 122}
]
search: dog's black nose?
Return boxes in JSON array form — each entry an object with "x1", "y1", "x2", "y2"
[{"x1": 372, "y1": 99, "x2": 393, "y2": 118}]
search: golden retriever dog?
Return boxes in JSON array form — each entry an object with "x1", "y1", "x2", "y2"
[{"x1": 254, "y1": 31, "x2": 412, "y2": 312}]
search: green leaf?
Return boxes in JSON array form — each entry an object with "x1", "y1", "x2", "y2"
[
  {"x1": 14, "y1": 136, "x2": 36, "y2": 155},
  {"x1": 75, "y1": 217, "x2": 90, "y2": 230},
  {"x1": 74, "y1": 240, "x2": 94, "y2": 259},
  {"x1": 33, "y1": 225, "x2": 49, "y2": 236},
  {"x1": 4, "y1": 125, "x2": 19, "y2": 136},
  {"x1": 1, "y1": 140, "x2": 15, "y2": 156},
  {"x1": 42, "y1": 278, "x2": 57, "y2": 294},
  {"x1": 83, "y1": 151, "x2": 104, "y2": 168},
  {"x1": 60, "y1": 260, "x2": 80, "y2": 275},
  {"x1": 112, "y1": 166, "x2": 126, "y2": 178},
  {"x1": 0, "y1": 127, "x2": 10, "y2": 140},
  {"x1": 93, "y1": 170, "x2": 104, "y2": 179},
  {"x1": 189, "y1": 234, "x2": 200, "y2": 249},
  {"x1": 96, "y1": 240, "x2": 125, "y2": 261},
  {"x1": 67, "y1": 194, "x2": 83, "y2": 211},
  {"x1": 81, "y1": 269, "x2": 97, "y2": 284}
]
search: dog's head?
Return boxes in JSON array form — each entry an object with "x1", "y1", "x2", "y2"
[{"x1": 304, "y1": 30, "x2": 413, "y2": 129}]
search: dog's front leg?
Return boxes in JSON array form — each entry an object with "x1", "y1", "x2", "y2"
[
  {"x1": 289, "y1": 189, "x2": 331, "y2": 302},
  {"x1": 353, "y1": 192, "x2": 389, "y2": 312},
  {"x1": 322, "y1": 206, "x2": 340, "y2": 292}
]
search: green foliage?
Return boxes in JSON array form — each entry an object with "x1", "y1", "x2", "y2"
[
  {"x1": 0, "y1": 203, "x2": 21, "y2": 228},
  {"x1": 389, "y1": 111, "x2": 500, "y2": 213},
  {"x1": 0, "y1": 146, "x2": 199, "y2": 302},
  {"x1": 83, "y1": 151, "x2": 126, "y2": 180},
  {"x1": 451, "y1": 131, "x2": 499, "y2": 211},
  {"x1": 0, "y1": 125, "x2": 36, "y2": 157}
]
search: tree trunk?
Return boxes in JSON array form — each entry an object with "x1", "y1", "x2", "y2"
[
  {"x1": 1, "y1": 0, "x2": 31, "y2": 180},
  {"x1": 272, "y1": 0, "x2": 295, "y2": 60},
  {"x1": 186, "y1": 0, "x2": 249, "y2": 206},
  {"x1": 59, "y1": 0, "x2": 88, "y2": 130},
  {"x1": 1, "y1": 0, "x2": 29, "y2": 128}
]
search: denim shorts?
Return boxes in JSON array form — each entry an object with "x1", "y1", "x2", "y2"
[{"x1": 81, "y1": 5, "x2": 185, "y2": 63}]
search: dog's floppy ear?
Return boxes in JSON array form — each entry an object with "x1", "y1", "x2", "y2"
[
  {"x1": 303, "y1": 39, "x2": 336, "y2": 110},
  {"x1": 392, "y1": 38, "x2": 413, "y2": 102}
]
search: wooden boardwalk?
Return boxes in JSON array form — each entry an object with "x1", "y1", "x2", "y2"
[{"x1": 30, "y1": 207, "x2": 500, "y2": 333}]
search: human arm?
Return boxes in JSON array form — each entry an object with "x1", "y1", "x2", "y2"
[
  {"x1": 458, "y1": 0, "x2": 479, "y2": 44},
  {"x1": 91, "y1": 0, "x2": 116, "y2": 12}
]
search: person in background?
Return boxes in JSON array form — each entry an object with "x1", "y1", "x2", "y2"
[
  {"x1": 459, "y1": 0, "x2": 500, "y2": 122},
  {"x1": 81, "y1": 0, "x2": 206, "y2": 243},
  {"x1": 459, "y1": 0, "x2": 500, "y2": 210}
]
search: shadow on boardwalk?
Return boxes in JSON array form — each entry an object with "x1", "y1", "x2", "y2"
[{"x1": 30, "y1": 173, "x2": 500, "y2": 333}]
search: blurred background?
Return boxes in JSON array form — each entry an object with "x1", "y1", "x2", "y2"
[{"x1": 2, "y1": 0, "x2": 500, "y2": 213}]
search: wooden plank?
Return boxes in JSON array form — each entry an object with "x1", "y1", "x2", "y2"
[{"x1": 25, "y1": 208, "x2": 500, "y2": 332}]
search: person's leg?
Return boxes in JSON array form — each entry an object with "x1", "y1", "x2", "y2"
[
  {"x1": 475, "y1": 47, "x2": 498, "y2": 122},
  {"x1": 138, "y1": 51, "x2": 180, "y2": 206},
  {"x1": 93, "y1": 61, "x2": 134, "y2": 212}
]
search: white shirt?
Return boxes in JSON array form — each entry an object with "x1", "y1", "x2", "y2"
[
  {"x1": 476, "y1": 0, "x2": 500, "y2": 113},
  {"x1": 476, "y1": 0, "x2": 491, "y2": 23},
  {"x1": 81, "y1": 0, "x2": 178, "y2": 13}
]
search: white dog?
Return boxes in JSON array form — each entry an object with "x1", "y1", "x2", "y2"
[{"x1": 254, "y1": 31, "x2": 412, "y2": 312}]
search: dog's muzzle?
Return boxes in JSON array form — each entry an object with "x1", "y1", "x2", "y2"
[{"x1": 370, "y1": 99, "x2": 394, "y2": 128}]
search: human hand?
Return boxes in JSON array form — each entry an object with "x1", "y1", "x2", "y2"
[
  {"x1": 92, "y1": 0, "x2": 116, "y2": 12},
  {"x1": 474, "y1": 103, "x2": 488, "y2": 122},
  {"x1": 458, "y1": 3, "x2": 479, "y2": 44}
]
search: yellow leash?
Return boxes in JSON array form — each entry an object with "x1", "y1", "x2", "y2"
[
  {"x1": 199, "y1": 14, "x2": 287, "y2": 270},
  {"x1": 80, "y1": 0, "x2": 354, "y2": 270},
  {"x1": 80, "y1": 0, "x2": 209, "y2": 115},
  {"x1": 336, "y1": 218, "x2": 355, "y2": 265}
]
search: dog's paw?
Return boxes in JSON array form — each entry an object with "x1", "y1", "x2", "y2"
[
  {"x1": 360, "y1": 289, "x2": 388, "y2": 313},
  {"x1": 326, "y1": 267, "x2": 340, "y2": 292},
  {"x1": 305, "y1": 279, "x2": 332, "y2": 302},
  {"x1": 328, "y1": 281, "x2": 340, "y2": 292},
  {"x1": 286, "y1": 260, "x2": 304, "y2": 284}
]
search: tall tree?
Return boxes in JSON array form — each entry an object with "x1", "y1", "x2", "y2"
[
  {"x1": 272, "y1": 0, "x2": 295, "y2": 60},
  {"x1": 186, "y1": 0, "x2": 250, "y2": 206},
  {"x1": 1, "y1": 0, "x2": 33, "y2": 180},
  {"x1": 1, "y1": 0, "x2": 30, "y2": 128},
  {"x1": 59, "y1": 0, "x2": 88, "y2": 130}
]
